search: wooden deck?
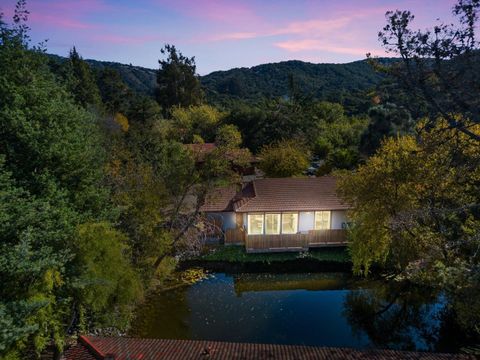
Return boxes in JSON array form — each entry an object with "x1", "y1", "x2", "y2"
[{"x1": 245, "y1": 229, "x2": 347, "y2": 253}]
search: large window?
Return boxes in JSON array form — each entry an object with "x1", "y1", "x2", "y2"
[
  {"x1": 248, "y1": 214, "x2": 264, "y2": 235},
  {"x1": 265, "y1": 213, "x2": 281, "y2": 234},
  {"x1": 282, "y1": 212, "x2": 298, "y2": 234},
  {"x1": 315, "y1": 211, "x2": 331, "y2": 230}
]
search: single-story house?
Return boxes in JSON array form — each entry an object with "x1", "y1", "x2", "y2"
[{"x1": 201, "y1": 176, "x2": 350, "y2": 253}]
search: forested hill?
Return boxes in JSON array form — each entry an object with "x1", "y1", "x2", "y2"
[
  {"x1": 201, "y1": 59, "x2": 389, "y2": 103},
  {"x1": 48, "y1": 54, "x2": 391, "y2": 102},
  {"x1": 48, "y1": 54, "x2": 158, "y2": 95}
]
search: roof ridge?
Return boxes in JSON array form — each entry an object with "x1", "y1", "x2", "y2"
[
  {"x1": 233, "y1": 181, "x2": 256, "y2": 211},
  {"x1": 79, "y1": 336, "x2": 115, "y2": 360}
]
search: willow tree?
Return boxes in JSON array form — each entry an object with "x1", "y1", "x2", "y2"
[{"x1": 337, "y1": 119, "x2": 480, "y2": 279}]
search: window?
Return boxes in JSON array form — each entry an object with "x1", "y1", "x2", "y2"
[
  {"x1": 315, "y1": 211, "x2": 331, "y2": 230},
  {"x1": 248, "y1": 213, "x2": 264, "y2": 235},
  {"x1": 282, "y1": 212, "x2": 298, "y2": 234},
  {"x1": 265, "y1": 213, "x2": 281, "y2": 234}
]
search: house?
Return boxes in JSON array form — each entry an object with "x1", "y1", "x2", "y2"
[{"x1": 201, "y1": 176, "x2": 350, "y2": 253}]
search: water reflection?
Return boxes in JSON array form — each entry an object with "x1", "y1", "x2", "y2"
[
  {"x1": 130, "y1": 272, "x2": 462, "y2": 352},
  {"x1": 343, "y1": 283, "x2": 443, "y2": 351}
]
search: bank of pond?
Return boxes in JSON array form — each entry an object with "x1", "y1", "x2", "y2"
[
  {"x1": 129, "y1": 270, "x2": 473, "y2": 354},
  {"x1": 180, "y1": 245, "x2": 352, "y2": 273}
]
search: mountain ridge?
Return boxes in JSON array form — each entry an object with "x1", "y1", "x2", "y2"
[{"x1": 47, "y1": 53, "x2": 394, "y2": 103}]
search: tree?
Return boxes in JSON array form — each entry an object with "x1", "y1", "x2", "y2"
[
  {"x1": 360, "y1": 103, "x2": 413, "y2": 155},
  {"x1": 155, "y1": 44, "x2": 203, "y2": 115},
  {"x1": 65, "y1": 47, "x2": 102, "y2": 108},
  {"x1": 96, "y1": 67, "x2": 132, "y2": 115},
  {"x1": 337, "y1": 119, "x2": 480, "y2": 282},
  {"x1": 0, "y1": 5, "x2": 142, "y2": 357},
  {"x1": 337, "y1": 119, "x2": 480, "y2": 341},
  {"x1": 169, "y1": 104, "x2": 223, "y2": 143},
  {"x1": 215, "y1": 124, "x2": 242, "y2": 149},
  {"x1": 258, "y1": 140, "x2": 310, "y2": 177},
  {"x1": 376, "y1": 0, "x2": 480, "y2": 141}
]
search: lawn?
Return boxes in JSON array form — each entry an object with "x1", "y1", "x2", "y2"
[{"x1": 197, "y1": 245, "x2": 350, "y2": 263}]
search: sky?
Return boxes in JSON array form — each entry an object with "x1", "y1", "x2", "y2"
[{"x1": 1, "y1": 0, "x2": 458, "y2": 74}]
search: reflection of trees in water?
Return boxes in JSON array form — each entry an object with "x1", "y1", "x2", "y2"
[
  {"x1": 129, "y1": 287, "x2": 192, "y2": 339},
  {"x1": 343, "y1": 282, "x2": 442, "y2": 351}
]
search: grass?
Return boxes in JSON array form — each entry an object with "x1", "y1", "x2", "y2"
[{"x1": 197, "y1": 245, "x2": 350, "y2": 263}]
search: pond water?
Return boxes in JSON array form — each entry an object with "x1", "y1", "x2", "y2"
[{"x1": 130, "y1": 272, "x2": 460, "y2": 352}]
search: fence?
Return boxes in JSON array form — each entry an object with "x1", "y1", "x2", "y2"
[{"x1": 245, "y1": 229, "x2": 347, "y2": 252}]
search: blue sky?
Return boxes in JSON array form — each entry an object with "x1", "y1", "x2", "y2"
[{"x1": 1, "y1": 0, "x2": 457, "y2": 74}]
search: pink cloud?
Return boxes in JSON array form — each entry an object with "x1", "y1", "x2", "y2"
[
  {"x1": 275, "y1": 39, "x2": 385, "y2": 57},
  {"x1": 209, "y1": 31, "x2": 259, "y2": 41},
  {"x1": 200, "y1": 5, "x2": 389, "y2": 45},
  {"x1": 29, "y1": 13, "x2": 97, "y2": 30}
]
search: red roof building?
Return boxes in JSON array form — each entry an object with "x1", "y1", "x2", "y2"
[
  {"x1": 201, "y1": 177, "x2": 351, "y2": 252},
  {"x1": 62, "y1": 336, "x2": 472, "y2": 360}
]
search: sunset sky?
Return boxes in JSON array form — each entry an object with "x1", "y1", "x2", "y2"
[{"x1": 1, "y1": 0, "x2": 457, "y2": 74}]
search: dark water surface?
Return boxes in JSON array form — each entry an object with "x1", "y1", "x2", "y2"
[{"x1": 130, "y1": 272, "x2": 457, "y2": 352}]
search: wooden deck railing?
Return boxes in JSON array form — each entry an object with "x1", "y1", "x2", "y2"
[{"x1": 245, "y1": 229, "x2": 347, "y2": 253}]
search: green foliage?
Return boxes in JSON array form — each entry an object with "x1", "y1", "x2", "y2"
[
  {"x1": 0, "y1": 8, "x2": 143, "y2": 357},
  {"x1": 65, "y1": 47, "x2": 102, "y2": 108},
  {"x1": 202, "y1": 60, "x2": 387, "y2": 109},
  {"x1": 360, "y1": 103, "x2": 413, "y2": 155},
  {"x1": 169, "y1": 104, "x2": 224, "y2": 143},
  {"x1": 215, "y1": 124, "x2": 242, "y2": 149},
  {"x1": 106, "y1": 139, "x2": 172, "y2": 280},
  {"x1": 337, "y1": 135, "x2": 424, "y2": 275},
  {"x1": 156, "y1": 44, "x2": 203, "y2": 114},
  {"x1": 74, "y1": 223, "x2": 143, "y2": 326},
  {"x1": 96, "y1": 67, "x2": 132, "y2": 114},
  {"x1": 337, "y1": 120, "x2": 480, "y2": 279},
  {"x1": 258, "y1": 140, "x2": 310, "y2": 177},
  {"x1": 0, "y1": 155, "x2": 77, "y2": 357},
  {"x1": 198, "y1": 246, "x2": 350, "y2": 263},
  {"x1": 378, "y1": 1, "x2": 480, "y2": 140},
  {"x1": 311, "y1": 101, "x2": 369, "y2": 171}
]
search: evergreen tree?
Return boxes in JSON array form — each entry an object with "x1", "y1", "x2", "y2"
[
  {"x1": 155, "y1": 44, "x2": 203, "y2": 115},
  {"x1": 0, "y1": 6, "x2": 142, "y2": 357},
  {"x1": 66, "y1": 46, "x2": 102, "y2": 108}
]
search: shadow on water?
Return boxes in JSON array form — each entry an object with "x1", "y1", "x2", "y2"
[{"x1": 129, "y1": 272, "x2": 466, "y2": 352}]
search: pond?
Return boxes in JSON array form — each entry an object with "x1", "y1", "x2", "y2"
[{"x1": 130, "y1": 272, "x2": 462, "y2": 353}]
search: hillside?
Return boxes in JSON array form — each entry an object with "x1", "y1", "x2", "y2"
[
  {"x1": 201, "y1": 59, "x2": 388, "y2": 104},
  {"x1": 47, "y1": 54, "x2": 391, "y2": 103}
]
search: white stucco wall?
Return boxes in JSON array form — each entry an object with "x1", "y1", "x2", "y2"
[
  {"x1": 331, "y1": 210, "x2": 348, "y2": 229},
  {"x1": 298, "y1": 211, "x2": 315, "y2": 233},
  {"x1": 206, "y1": 212, "x2": 236, "y2": 231}
]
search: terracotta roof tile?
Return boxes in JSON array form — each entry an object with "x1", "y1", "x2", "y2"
[
  {"x1": 202, "y1": 177, "x2": 350, "y2": 214},
  {"x1": 63, "y1": 336, "x2": 473, "y2": 360},
  {"x1": 236, "y1": 176, "x2": 350, "y2": 212},
  {"x1": 200, "y1": 185, "x2": 239, "y2": 212}
]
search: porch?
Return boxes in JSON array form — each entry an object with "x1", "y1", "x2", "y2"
[{"x1": 224, "y1": 228, "x2": 347, "y2": 253}]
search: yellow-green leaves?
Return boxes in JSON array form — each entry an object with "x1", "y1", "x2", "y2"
[
  {"x1": 258, "y1": 139, "x2": 310, "y2": 178},
  {"x1": 337, "y1": 120, "x2": 480, "y2": 278}
]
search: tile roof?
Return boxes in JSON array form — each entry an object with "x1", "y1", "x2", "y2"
[
  {"x1": 63, "y1": 336, "x2": 473, "y2": 360},
  {"x1": 202, "y1": 176, "x2": 350, "y2": 214},
  {"x1": 200, "y1": 185, "x2": 239, "y2": 212}
]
